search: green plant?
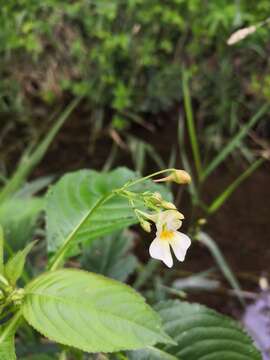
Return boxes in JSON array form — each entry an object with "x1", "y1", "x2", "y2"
[{"x1": 0, "y1": 167, "x2": 261, "y2": 359}]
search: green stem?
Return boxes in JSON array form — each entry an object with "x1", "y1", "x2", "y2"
[
  {"x1": 207, "y1": 158, "x2": 264, "y2": 214},
  {"x1": 182, "y1": 70, "x2": 202, "y2": 181},
  {"x1": 125, "y1": 168, "x2": 175, "y2": 189},
  {"x1": 48, "y1": 193, "x2": 114, "y2": 271},
  {"x1": 0, "y1": 309, "x2": 22, "y2": 345}
]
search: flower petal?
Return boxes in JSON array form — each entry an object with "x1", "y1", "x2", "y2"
[
  {"x1": 156, "y1": 210, "x2": 184, "y2": 233},
  {"x1": 169, "y1": 232, "x2": 191, "y2": 262},
  {"x1": 149, "y1": 237, "x2": 173, "y2": 268}
]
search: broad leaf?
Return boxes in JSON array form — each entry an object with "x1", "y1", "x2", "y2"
[
  {"x1": 0, "y1": 197, "x2": 43, "y2": 251},
  {"x1": 22, "y1": 269, "x2": 172, "y2": 353},
  {"x1": 130, "y1": 300, "x2": 261, "y2": 360},
  {"x1": 46, "y1": 167, "x2": 171, "y2": 254},
  {"x1": 0, "y1": 327, "x2": 16, "y2": 360},
  {"x1": 5, "y1": 241, "x2": 35, "y2": 286},
  {"x1": 81, "y1": 230, "x2": 138, "y2": 282}
]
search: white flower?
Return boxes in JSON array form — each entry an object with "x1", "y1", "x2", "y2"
[{"x1": 149, "y1": 210, "x2": 191, "y2": 268}]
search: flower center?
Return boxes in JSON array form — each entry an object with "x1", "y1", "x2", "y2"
[{"x1": 160, "y1": 229, "x2": 174, "y2": 240}]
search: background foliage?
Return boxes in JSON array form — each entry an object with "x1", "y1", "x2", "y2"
[{"x1": 1, "y1": 0, "x2": 270, "y2": 134}]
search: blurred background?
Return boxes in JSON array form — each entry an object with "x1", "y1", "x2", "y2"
[{"x1": 1, "y1": 0, "x2": 270, "y2": 355}]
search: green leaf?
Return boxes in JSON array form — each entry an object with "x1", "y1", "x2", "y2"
[
  {"x1": 0, "y1": 226, "x2": 4, "y2": 274},
  {"x1": 46, "y1": 167, "x2": 171, "y2": 255},
  {"x1": 81, "y1": 231, "x2": 138, "y2": 282},
  {"x1": 0, "y1": 326, "x2": 16, "y2": 360},
  {"x1": 22, "y1": 269, "x2": 172, "y2": 353},
  {"x1": 0, "y1": 197, "x2": 43, "y2": 251},
  {"x1": 133, "y1": 300, "x2": 261, "y2": 360},
  {"x1": 4, "y1": 241, "x2": 35, "y2": 286}
]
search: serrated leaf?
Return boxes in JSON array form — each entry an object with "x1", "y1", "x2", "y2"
[
  {"x1": 22, "y1": 269, "x2": 172, "y2": 353},
  {"x1": 0, "y1": 326, "x2": 16, "y2": 360},
  {"x1": 0, "y1": 197, "x2": 43, "y2": 251},
  {"x1": 81, "y1": 230, "x2": 138, "y2": 282},
  {"x1": 5, "y1": 241, "x2": 35, "y2": 286},
  {"x1": 132, "y1": 300, "x2": 261, "y2": 360},
  {"x1": 46, "y1": 167, "x2": 171, "y2": 255}
]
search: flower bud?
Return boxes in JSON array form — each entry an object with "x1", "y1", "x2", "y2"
[
  {"x1": 155, "y1": 169, "x2": 191, "y2": 185},
  {"x1": 169, "y1": 170, "x2": 191, "y2": 184},
  {"x1": 139, "y1": 219, "x2": 151, "y2": 233},
  {"x1": 161, "y1": 201, "x2": 177, "y2": 210},
  {"x1": 151, "y1": 192, "x2": 163, "y2": 204}
]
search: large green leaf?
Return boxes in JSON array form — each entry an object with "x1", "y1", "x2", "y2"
[
  {"x1": 0, "y1": 197, "x2": 43, "y2": 251},
  {"x1": 46, "y1": 167, "x2": 171, "y2": 254},
  {"x1": 22, "y1": 269, "x2": 172, "y2": 353},
  {"x1": 0, "y1": 327, "x2": 16, "y2": 360},
  {"x1": 130, "y1": 300, "x2": 261, "y2": 360},
  {"x1": 81, "y1": 230, "x2": 138, "y2": 282}
]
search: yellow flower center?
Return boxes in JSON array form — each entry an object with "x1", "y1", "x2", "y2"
[{"x1": 160, "y1": 229, "x2": 174, "y2": 240}]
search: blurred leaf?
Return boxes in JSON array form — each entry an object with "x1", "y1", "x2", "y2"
[
  {"x1": 0, "y1": 327, "x2": 16, "y2": 360},
  {"x1": 173, "y1": 270, "x2": 220, "y2": 291},
  {"x1": 134, "y1": 259, "x2": 160, "y2": 290},
  {"x1": 23, "y1": 269, "x2": 172, "y2": 353},
  {"x1": 14, "y1": 176, "x2": 53, "y2": 199},
  {"x1": 197, "y1": 231, "x2": 245, "y2": 307},
  {"x1": 81, "y1": 231, "x2": 138, "y2": 282},
  {"x1": 4, "y1": 241, "x2": 35, "y2": 286},
  {"x1": 0, "y1": 197, "x2": 43, "y2": 251}
]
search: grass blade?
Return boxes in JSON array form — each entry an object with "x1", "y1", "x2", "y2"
[
  {"x1": 197, "y1": 231, "x2": 245, "y2": 307},
  {"x1": 208, "y1": 158, "x2": 264, "y2": 214},
  {"x1": 182, "y1": 69, "x2": 202, "y2": 180},
  {"x1": 0, "y1": 97, "x2": 80, "y2": 202},
  {"x1": 202, "y1": 104, "x2": 268, "y2": 180}
]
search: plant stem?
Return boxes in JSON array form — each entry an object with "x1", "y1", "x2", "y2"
[
  {"x1": 125, "y1": 168, "x2": 175, "y2": 189},
  {"x1": 182, "y1": 69, "x2": 202, "y2": 181}
]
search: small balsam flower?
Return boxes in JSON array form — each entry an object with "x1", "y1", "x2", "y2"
[
  {"x1": 155, "y1": 169, "x2": 191, "y2": 185},
  {"x1": 149, "y1": 210, "x2": 191, "y2": 268}
]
